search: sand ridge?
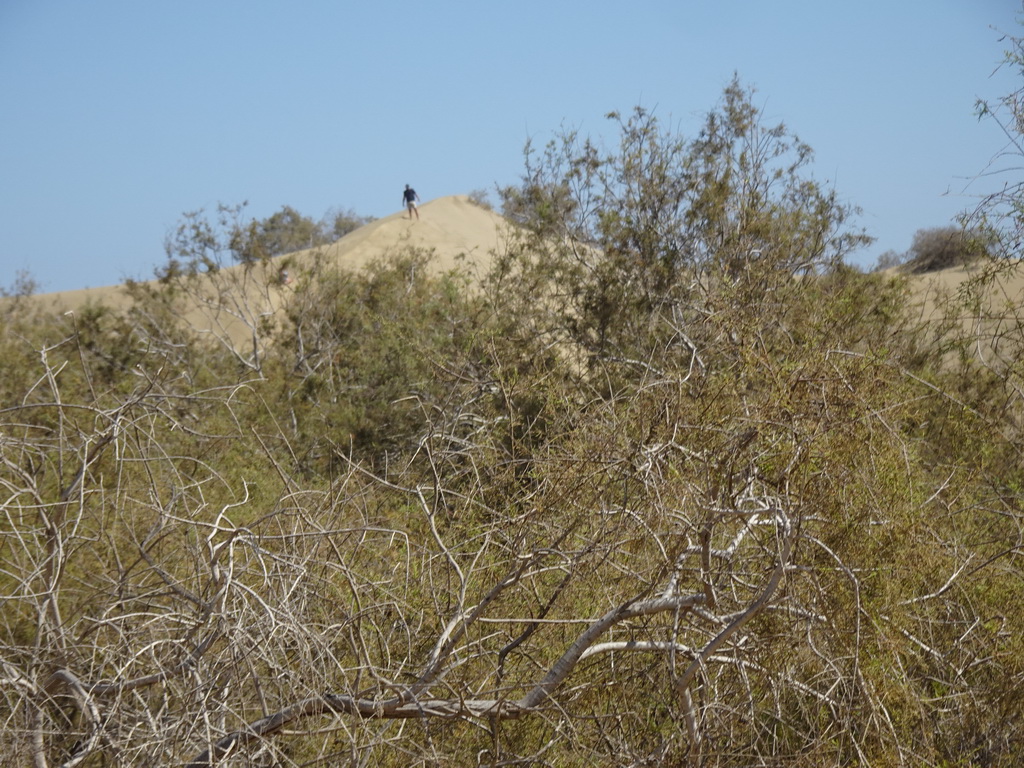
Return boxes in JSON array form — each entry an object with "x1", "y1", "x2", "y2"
[
  {"x1": 35, "y1": 196, "x2": 508, "y2": 309},
  {"x1": 19, "y1": 199, "x2": 1024, "y2": 359},
  {"x1": 23, "y1": 196, "x2": 510, "y2": 349}
]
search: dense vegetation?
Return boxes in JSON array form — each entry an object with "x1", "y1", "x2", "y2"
[{"x1": 2, "y1": 76, "x2": 1023, "y2": 767}]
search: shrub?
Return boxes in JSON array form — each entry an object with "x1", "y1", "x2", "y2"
[{"x1": 904, "y1": 225, "x2": 986, "y2": 273}]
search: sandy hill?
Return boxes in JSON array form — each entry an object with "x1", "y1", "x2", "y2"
[
  {"x1": 19, "y1": 197, "x2": 1024, "y2": 360},
  {"x1": 26, "y1": 196, "x2": 512, "y2": 349},
  {"x1": 899, "y1": 260, "x2": 1024, "y2": 331},
  {"x1": 895, "y1": 260, "x2": 1024, "y2": 369},
  {"x1": 36, "y1": 195, "x2": 509, "y2": 309},
  {"x1": 306, "y1": 194, "x2": 510, "y2": 274}
]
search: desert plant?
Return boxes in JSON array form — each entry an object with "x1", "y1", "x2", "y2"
[
  {"x1": 903, "y1": 225, "x2": 986, "y2": 273},
  {"x1": 466, "y1": 188, "x2": 493, "y2": 210},
  {"x1": 321, "y1": 206, "x2": 376, "y2": 241},
  {"x1": 3, "y1": 77, "x2": 1024, "y2": 768}
]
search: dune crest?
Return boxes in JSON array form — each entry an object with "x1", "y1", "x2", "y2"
[
  {"x1": 25, "y1": 196, "x2": 510, "y2": 347},
  {"x1": 307, "y1": 194, "x2": 509, "y2": 275},
  {"x1": 39, "y1": 196, "x2": 507, "y2": 305},
  {"x1": 24, "y1": 199, "x2": 1024, "y2": 364}
]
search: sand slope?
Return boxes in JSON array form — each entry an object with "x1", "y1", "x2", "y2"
[
  {"x1": 896, "y1": 260, "x2": 1024, "y2": 369},
  {"x1": 25, "y1": 196, "x2": 511, "y2": 350},
  {"x1": 37, "y1": 196, "x2": 508, "y2": 309},
  {"x1": 306, "y1": 194, "x2": 509, "y2": 275},
  {"x1": 20, "y1": 199, "x2": 1024, "y2": 361},
  {"x1": 901, "y1": 261, "x2": 1024, "y2": 324}
]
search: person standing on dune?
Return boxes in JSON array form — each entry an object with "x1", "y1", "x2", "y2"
[{"x1": 402, "y1": 184, "x2": 420, "y2": 220}]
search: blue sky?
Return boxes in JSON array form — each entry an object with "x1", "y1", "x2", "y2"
[{"x1": 1, "y1": 0, "x2": 1020, "y2": 293}]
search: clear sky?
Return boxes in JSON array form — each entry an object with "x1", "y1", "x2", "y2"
[{"x1": 1, "y1": 1, "x2": 1020, "y2": 293}]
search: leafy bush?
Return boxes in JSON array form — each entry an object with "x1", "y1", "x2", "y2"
[
  {"x1": 904, "y1": 225, "x2": 986, "y2": 273},
  {"x1": 3, "y1": 78, "x2": 1024, "y2": 767},
  {"x1": 466, "y1": 188, "x2": 493, "y2": 210}
]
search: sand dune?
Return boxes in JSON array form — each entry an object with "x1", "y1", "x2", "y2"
[
  {"x1": 20, "y1": 197, "x2": 1024, "y2": 360},
  {"x1": 34, "y1": 195, "x2": 509, "y2": 312},
  {"x1": 305, "y1": 194, "x2": 510, "y2": 275},
  {"x1": 900, "y1": 260, "x2": 1024, "y2": 324},
  {"x1": 23, "y1": 196, "x2": 509, "y2": 350}
]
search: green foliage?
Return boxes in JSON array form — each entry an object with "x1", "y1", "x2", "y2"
[
  {"x1": 323, "y1": 205, "x2": 376, "y2": 240},
  {"x1": 903, "y1": 225, "x2": 988, "y2": 273},
  {"x1": 3, "y1": 77, "x2": 1024, "y2": 766},
  {"x1": 0, "y1": 269, "x2": 40, "y2": 299},
  {"x1": 268, "y1": 247, "x2": 484, "y2": 470},
  {"x1": 466, "y1": 188, "x2": 493, "y2": 210},
  {"x1": 873, "y1": 247, "x2": 909, "y2": 271},
  {"x1": 498, "y1": 77, "x2": 873, "y2": 374},
  {"x1": 234, "y1": 204, "x2": 321, "y2": 260},
  {"x1": 161, "y1": 201, "x2": 374, "y2": 275}
]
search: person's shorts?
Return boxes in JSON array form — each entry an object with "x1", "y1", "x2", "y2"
[{"x1": 406, "y1": 200, "x2": 417, "y2": 208}]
